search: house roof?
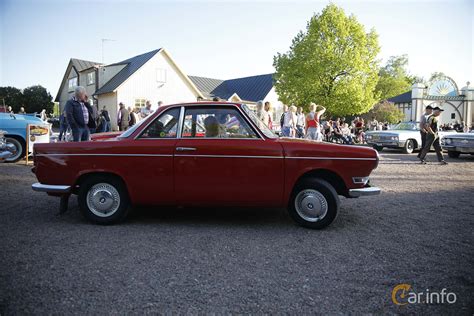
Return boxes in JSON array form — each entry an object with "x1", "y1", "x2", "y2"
[
  {"x1": 55, "y1": 58, "x2": 102, "y2": 101},
  {"x1": 387, "y1": 91, "x2": 412, "y2": 104},
  {"x1": 189, "y1": 73, "x2": 274, "y2": 102},
  {"x1": 95, "y1": 49, "x2": 162, "y2": 95}
]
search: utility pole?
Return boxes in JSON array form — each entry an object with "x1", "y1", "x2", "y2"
[{"x1": 101, "y1": 38, "x2": 116, "y2": 64}]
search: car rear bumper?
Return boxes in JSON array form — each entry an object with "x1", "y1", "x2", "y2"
[
  {"x1": 348, "y1": 186, "x2": 381, "y2": 197},
  {"x1": 32, "y1": 182, "x2": 71, "y2": 193}
]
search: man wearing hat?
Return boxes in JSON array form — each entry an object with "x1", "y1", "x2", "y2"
[
  {"x1": 419, "y1": 106, "x2": 447, "y2": 165},
  {"x1": 417, "y1": 105, "x2": 433, "y2": 158}
]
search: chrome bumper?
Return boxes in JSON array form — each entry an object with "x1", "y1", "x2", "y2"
[
  {"x1": 348, "y1": 187, "x2": 381, "y2": 197},
  {"x1": 32, "y1": 183, "x2": 71, "y2": 193}
]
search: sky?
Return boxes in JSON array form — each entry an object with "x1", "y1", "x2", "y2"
[{"x1": 0, "y1": 0, "x2": 473, "y2": 97}]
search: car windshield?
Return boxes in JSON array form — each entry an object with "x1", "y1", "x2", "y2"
[
  {"x1": 393, "y1": 122, "x2": 418, "y2": 131},
  {"x1": 241, "y1": 104, "x2": 278, "y2": 139},
  {"x1": 118, "y1": 117, "x2": 150, "y2": 138}
]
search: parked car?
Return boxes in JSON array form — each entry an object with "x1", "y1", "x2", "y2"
[
  {"x1": 31, "y1": 102, "x2": 381, "y2": 229},
  {"x1": 366, "y1": 121, "x2": 457, "y2": 154},
  {"x1": 0, "y1": 113, "x2": 51, "y2": 162},
  {"x1": 441, "y1": 131, "x2": 474, "y2": 158}
]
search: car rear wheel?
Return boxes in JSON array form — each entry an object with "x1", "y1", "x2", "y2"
[
  {"x1": 403, "y1": 139, "x2": 415, "y2": 154},
  {"x1": 5, "y1": 137, "x2": 25, "y2": 163},
  {"x1": 372, "y1": 144, "x2": 383, "y2": 152},
  {"x1": 78, "y1": 175, "x2": 130, "y2": 224},
  {"x1": 448, "y1": 151, "x2": 461, "y2": 158},
  {"x1": 288, "y1": 179, "x2": 339, "y2": 229}
]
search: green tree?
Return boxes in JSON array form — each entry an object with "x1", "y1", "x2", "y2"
[
  {"x1": 428, "y1": 72, "x2": 446, "y2": 82},
  {"x1": 363, "y1": 100, "x2": 405, "y2": 124},
  {"x1": 375, "y1": 55, "x2": 415, "y2": 100},
  {"x1": 273, "y1": 4, "x2": 380, "y2": 116},
  {"x1": 22, "y1": 85, "x2": 53, "y2": 114},
  {"x1": 0, "y1": 86, "x2": 23, "y2": 112}
]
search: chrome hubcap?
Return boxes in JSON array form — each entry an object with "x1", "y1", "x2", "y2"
[
  {"x1": 86, "y1": 183, "x2": 120, "y2": 217},
  {"x1": 295, "y1": 189, "x2": 328, "y2": 222}
]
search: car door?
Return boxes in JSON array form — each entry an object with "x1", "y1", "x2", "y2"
[
  {"x1": 125, "y1": 107, "x2": 180, "y2": 205},
  {"x1": 174, "y1": 105, "x2": 284, "y2": 207}
]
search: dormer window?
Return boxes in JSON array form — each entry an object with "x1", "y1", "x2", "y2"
[
  {"x1": 68, "y1": 77, "x2": 77, "y2": 91},
  {"x1": 87, "y1": 71, "x2": 95, "y2": 85}
]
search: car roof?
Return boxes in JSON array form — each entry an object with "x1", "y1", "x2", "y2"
[{"x1": 158, "y1": 102, "x2": 243, "y2": 111}]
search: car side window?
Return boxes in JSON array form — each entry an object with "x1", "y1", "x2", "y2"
[
  {"x1": 182, "y1": 107, "x2": 258, "y2": 139},
  {"x1": 139, "y1": 108, "x2": 180, "y2": 138}
]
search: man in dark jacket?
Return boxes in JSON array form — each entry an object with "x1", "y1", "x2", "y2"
[{"x1": 65, "y1": 86, "x2": 93, "y2": 142}]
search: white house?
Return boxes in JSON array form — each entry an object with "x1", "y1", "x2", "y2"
[
  {"x1": 56, "y1": 48, "x2": 283, "y2": 131},
  {"x1": 387, "y1": 75, "x2": 473, "y2": 127}
]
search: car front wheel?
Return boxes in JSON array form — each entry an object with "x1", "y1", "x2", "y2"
[
  {"x1": 5, "y1": 137, "x2": 25, "y2": 163},
  {"x1": 448, "y1": 151, "x2": 461, "y2": 158},
  {"x1": 403, "y1": 139, "x2": 415, "y2": 154},
  {"x1": 288, "y1": 179, "x2": 340, "y2": 229},
  {"x1": 78, "y1": 175, "x2": 130, "y2": 224}
]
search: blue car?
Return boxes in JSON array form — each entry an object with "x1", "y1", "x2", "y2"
[{"x1": 0, "y1": 113, "x2": 51, "y2": 162}]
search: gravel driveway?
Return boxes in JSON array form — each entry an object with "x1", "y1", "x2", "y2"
[{"x1": 0, "y1": 150, "x2": 473, "y2": 314}]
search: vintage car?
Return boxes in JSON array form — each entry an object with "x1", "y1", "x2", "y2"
[
  {"x1": 366, "y1": 121, "x2": 456, "y2": 154},
  {"x1": 0, "y1": 130, "x2": 16, "y2": 161},
  {"x1": 441, "y1": 131, "x2": 474, "y2": 158},
  {"x1": 31, "y1": 102, "x2": 381, "y2": 229},
  {"x1": 0, "y1": 113, "x2": 51, "y2": 162}
]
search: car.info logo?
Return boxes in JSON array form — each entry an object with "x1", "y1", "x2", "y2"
[{"x1": 391, "y1": 284, "x2": 457, "y2": 305}]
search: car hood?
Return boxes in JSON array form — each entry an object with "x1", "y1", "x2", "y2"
[
  {"x1": 277, "y1": 138, "x2": 377, "y2": 159},
  {"x1": 366, "y1": 130, "x2": 417, "y2": 135},
  {"x1": 442, "y1": 132, "x2": 474, "y2": 139}
]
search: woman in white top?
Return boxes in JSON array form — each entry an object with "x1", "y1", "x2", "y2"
[{"x1": 282, "y1": 105, "x2": 297, "y2": 137}]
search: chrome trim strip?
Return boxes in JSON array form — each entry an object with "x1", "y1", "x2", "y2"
[
  {"x1": 36, "y1": 153, "x2": 377, "y2": 160},
  {"x1": 287, "y1": 156, "x2": 377, "y2": 161},
  {"x1": 177, "y1": 106, "x2": 185, "y2": 138},
  {"x1": 32, "y1": 182, "x2": 71, "y2": 193},
  {"x1": 176, "y1": 147, "x2": 196, "y2": 151},
  {"x1": 175, "y1": 154, "x2": 283, "y2": 159},
  {"x1": 36, "y1": 153, "x2": 173, "y2": 157},
  {"x1": 348, "y1": 187, "x2": 381, "y2": 197}
]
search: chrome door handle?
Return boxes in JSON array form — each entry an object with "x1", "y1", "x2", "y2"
[{"x1": 176, "y1": 147, "x2": 197, "y2": 151}]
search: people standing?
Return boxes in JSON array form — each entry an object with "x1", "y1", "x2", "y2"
[
  {"x1": 419, "y1": 106, "x2": 447, "y2": 165},
  {"x1": 64, "y1": 86, "x2": 92, "y2": 142},
  {"x1": 6, "y1": 106, "x2": 13, "y2": 114},
  {"x1": 128, "y1": 107, "x2": 138, "y2": 127},
  {"x1": 305, "y1": 103, "x2": 325, "y2": 141},
  {"x1": 296, "y1": 107, "x2": 305, "y2": 138},
  {"x1": 141, "y1": 100, "x2": 153, "y2": 119},
  {"x1": 417, "y1": 105, "x2": 433, "y2": 158},
  {"x1": 58, "y1": 109, "x2": 69, "y2": 141},
  {"x1": 18, "y1": 107, "x2": 26, "y2": 114},
  {"x1": 40, "y1": 109, "x2": 47, "y2": 121},
  {"x1": 101, "y1": 106, "x2": 111, "y2": 132},
  {"x1": 157, "y1": 101, "x2": 164, "y2": 110},
  {"x1": 280, "y1": 105, "x2": 288, "y2": 132},
  {"x1": 282, "y1": 105, "x2": 297, "y2": 137},
  {"x1": 84, "y1": 95, "x2": 97, "y2": 134},
  {"x1": 263, "y1": 101, "x2": 273, "y2": 129},
  {"x1": 118, "y1": 102, "x2": 130, "y2": 131},
  {"x1": 256, "y1": 101, "x2": 265, "y2": 123}
]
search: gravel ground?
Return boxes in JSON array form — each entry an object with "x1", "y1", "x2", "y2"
[{"x1": 0, "y1": 150, "x2": 473, "y2": 314}]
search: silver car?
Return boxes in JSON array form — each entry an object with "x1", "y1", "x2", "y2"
[
  {"x1": 366, "y1": 121, "x2": 457, "y2": 154},
  {"x1": 441, "y1": 131, "x2": 474, "y2": 158}
]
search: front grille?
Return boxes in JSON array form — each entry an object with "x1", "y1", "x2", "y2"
[{"x1": 451, "y1": 138, "x2": 474, "y2": 147}]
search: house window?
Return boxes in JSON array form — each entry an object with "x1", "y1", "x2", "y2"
[
  {"x1": 156, "y1": 68, "x2": 167, "y2": 83},
  {"x1": 135, "y1": 98, "x2": 147, "y2": 109},
  {"x1": 451, "y1": 113, "x2": 455, "y2": 119},
  {"x1": 87, "y1": 71, "x2": 95, "y2": 85},
  {"x1": 68, "y1": 77, "x2": 77, "y2": 91}
]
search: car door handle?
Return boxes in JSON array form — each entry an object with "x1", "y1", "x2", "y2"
[{"x1": 176, "y1": 147, "x2": 197, "y2": 151}]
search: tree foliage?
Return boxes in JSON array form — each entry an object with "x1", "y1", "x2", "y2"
[
  {"x1": 22, "y1": 85, "x2": 54, "y2": 114},
  {"x1": 0, "y1": 85, "x2": 53, "y2": 114},
  {"x1": 375, "y1": 55, "x2": 416, "y2": 100},
  {"x1": 0, "y1": 86, "x2": 23, "y2": 112},
  {"x1": 363, "y1": 100, "x2": 405, "y2": 124},
  {"x1": 273, "y1": 4, "x2": 380, "y2": 116}
]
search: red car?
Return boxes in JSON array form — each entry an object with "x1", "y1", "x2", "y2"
[{"x1": 32, "y1": 102, "x2": 380, "y2": 229}]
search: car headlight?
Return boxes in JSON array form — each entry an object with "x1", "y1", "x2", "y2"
[
  {"x1": 391, "y1": 136, "x2": 398, "y2": 141},
  {"x1": 444, "y1": 138, "x2": 452, "y2": 145},
  {"x1": 366, "y1": 135, "x2": 373, "y2": 139}
]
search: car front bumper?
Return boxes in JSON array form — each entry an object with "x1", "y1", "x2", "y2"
[
  {"x1": 367, "y1": 140, "x2": 404, "y2": 148},
  {"x1": 442, "y1": 145, "x2": 474, "y2": 153},
  {"x1": 32, "y1": 182, "x2": 71, "y2": 193},
  {"x1": 348, "y1": 186, "x2": 381, "y2": 197}
]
